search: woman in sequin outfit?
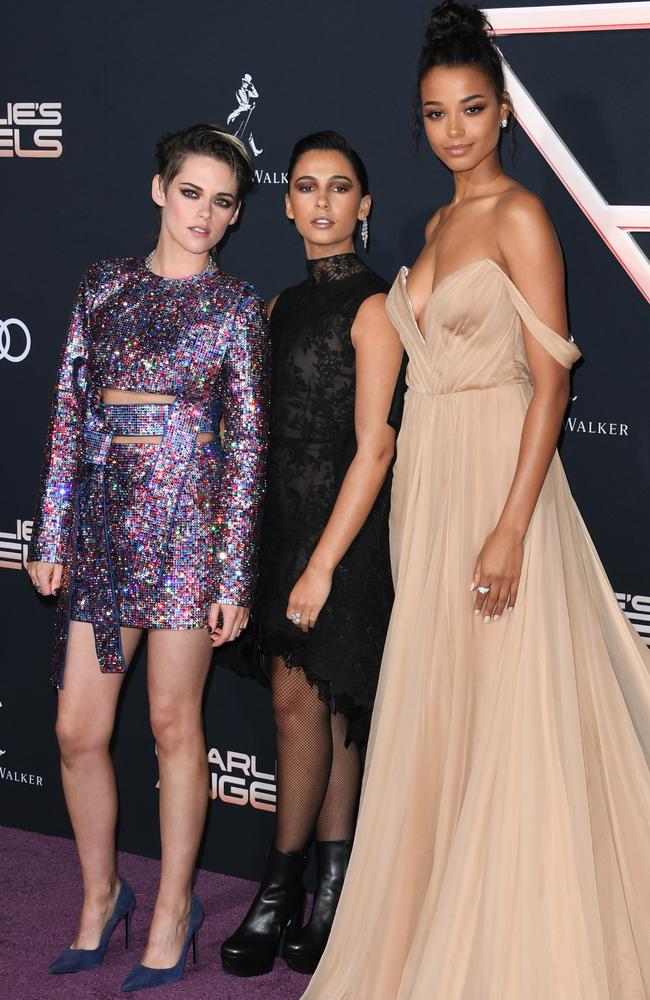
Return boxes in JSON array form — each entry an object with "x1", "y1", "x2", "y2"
[
  {"x1": 26, "y1": 124, "x2": 269, "y2": 991},
  {"x1": 219, "y1": 131, "x2": 404, "y2": 977}
]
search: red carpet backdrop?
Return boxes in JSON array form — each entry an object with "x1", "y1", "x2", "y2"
[{"x1": 1, "y1": 1, "x2": 649, "y2": 880}]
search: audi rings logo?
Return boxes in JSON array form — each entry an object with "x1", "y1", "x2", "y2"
[{"x1": 0, "y1": 319, "x2": 31, "y2": 362}]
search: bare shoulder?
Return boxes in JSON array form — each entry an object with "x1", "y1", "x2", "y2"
[
  {"x1": 497, "y1": 187, "x2": 555, "y2": 244},
  {"x1": 352, "y1": 292, "x2": 400, "y2": 352},
  {"x1": 495, "y1": 185, "x2": 568, "y2": 335},
  {"x1": 496, "y1": 186, "x2": 561, "y2": 270},
  {"x1": 355, "y1": 291, "x2": 388, "y2": 324},
  {"x1": 424, "y1": 208, "x2": 443, "y2": 244},
  {"x1": 500, "y1": 185, "x2": 548, "y2": 219},
  {"x1": 267, "y1": 293, "x2": 279, "y2": 317}
]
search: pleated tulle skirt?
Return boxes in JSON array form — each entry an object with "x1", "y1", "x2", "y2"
[{"x1": 301, "y1": 383, "x2": 650, "y2": 999}]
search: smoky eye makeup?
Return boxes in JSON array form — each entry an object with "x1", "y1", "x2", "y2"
[
  {"x1": 180, "y1": 186, "x2": 235, "y2": 207},
  {"x1": 293, "y1": 173, "x2": 355, "y2": 194},
  {"x1": 329, "y1": 174, "x2": 354, "y2": 190}
]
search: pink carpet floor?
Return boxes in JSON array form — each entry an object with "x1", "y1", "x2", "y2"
[{"x1": 1, "y1": 825, "x2": 311, "y2": 999}]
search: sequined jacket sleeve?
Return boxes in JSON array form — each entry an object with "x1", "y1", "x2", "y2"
[
  {"x1": 28, "y1": 272, "x2": 91, "y2": 564},
  {"x1": 213, "y1": 293, "x2": 270, "y2": 606}
]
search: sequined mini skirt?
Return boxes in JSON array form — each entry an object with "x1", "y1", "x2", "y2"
[{"x1": 71, "y1": 439, "x2": 222, "y2": 630}]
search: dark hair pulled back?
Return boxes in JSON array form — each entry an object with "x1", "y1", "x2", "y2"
[
  {"x1": 287, "y1": 130, "x2": 369, "y2": 196},
  {"x1": 418, "y1": 1, "x2": 505, "y2": 97},
  {"x1": 155, "y1": 123, "x2": 254, "y2": 200}
]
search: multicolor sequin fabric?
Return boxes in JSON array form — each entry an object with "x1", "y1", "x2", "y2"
[{"x1": 29, "y1": 256, "x2": 270, "y2": 685}]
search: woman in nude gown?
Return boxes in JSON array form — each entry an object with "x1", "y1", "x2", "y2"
[{"x1": 301, "y1": 3, "x2": 650, "y2": 998}]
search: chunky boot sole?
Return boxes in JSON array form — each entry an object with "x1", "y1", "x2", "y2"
[
  {"x1": 285, "y1": 948, "x2": 321, "y2": 975},
  {"x1": 284, "y1": 918, "x2": 332, "y2": 975},
  {"x1": 221, "y1": 953, "x2": 275, "y2": 978},
  {"x1": 284, "y1": 841, "x2": 352, "y2": 975},
  {"x1": 221, "y1": 909, "x2": 302, "y2": 977}
]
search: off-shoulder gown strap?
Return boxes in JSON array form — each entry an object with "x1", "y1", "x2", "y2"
[{"x1": 485, "y1": 259, "x2": 581, "y2": 369}]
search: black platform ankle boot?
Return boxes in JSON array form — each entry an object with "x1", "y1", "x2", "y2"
[
  {"x1": 221, "y1": 844, "x2": 310, "y2": 977},
  {"x1": 284, "y1": 839, "x2": 352, "y2": 974}
]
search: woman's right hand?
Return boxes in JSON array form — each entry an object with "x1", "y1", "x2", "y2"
[{"x1": 26, "y1": 561, "x2": 63, "y2": 597}]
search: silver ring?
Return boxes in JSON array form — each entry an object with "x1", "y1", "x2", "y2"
[
  {"x1": 477, "y1": 585, "x2": 490, "y2": 595},
  {"x1": 291, "y1": 612, "x2": 302, "y2": 623}
]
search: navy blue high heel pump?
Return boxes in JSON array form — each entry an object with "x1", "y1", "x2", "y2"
[
  {"x1": 121, "y1": 893, "x2": 204, "y2": 992},
  {"x1": 48, "y1": 878, "x2": 136, "y2": 974}
]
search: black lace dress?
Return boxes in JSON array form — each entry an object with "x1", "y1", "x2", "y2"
[{"x1": 220, "y1": 253, "x2": 398, "y2": 744}]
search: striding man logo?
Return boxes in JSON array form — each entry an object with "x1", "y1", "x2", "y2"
[{"x1": 227, "y1": 73, "x2": 263, "y2": 157}]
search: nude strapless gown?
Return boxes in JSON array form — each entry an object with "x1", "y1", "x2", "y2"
[{"x1": 300, "y1": 259, "x2": 650, "y2": 999}]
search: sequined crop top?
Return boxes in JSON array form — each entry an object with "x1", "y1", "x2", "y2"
[{"x1": 29, "y1": 256, "x2": 270, "y2": 607}]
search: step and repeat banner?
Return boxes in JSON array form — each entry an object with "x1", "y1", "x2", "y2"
[{"x1": 1, "y1": 1, "x2": 648, "y2": 880}]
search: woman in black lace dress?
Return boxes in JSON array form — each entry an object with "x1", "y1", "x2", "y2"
[{"x1": 219, "y1": 131, "x2": 404, "y2": 977}]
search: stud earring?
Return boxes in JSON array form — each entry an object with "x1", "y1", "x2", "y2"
[
  {"x1": 361, "y1": 217, "x2": 369, "y2": 251},
  {"x1": 499, "y1": 117, "x2": 509, "y2": 129}
]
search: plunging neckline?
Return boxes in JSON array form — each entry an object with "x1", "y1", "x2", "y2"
[{"x1": 401, "y1": 258, "x2": 507, "y2": 343}]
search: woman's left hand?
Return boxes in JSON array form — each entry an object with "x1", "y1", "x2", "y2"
[
  {"x1": 208, "y1": 603, "x2": 249, "y2": 646},
  {"x1": 286, "y1": 565, "x2": 333, "y2": 634},
  {"x1": 471, "y1": 526, "x2": 523, "y2": 622}
]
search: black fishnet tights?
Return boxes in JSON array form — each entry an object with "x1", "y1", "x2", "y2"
[{"x1": 271, "y1": 656, "x2": 361, "y2": 853}]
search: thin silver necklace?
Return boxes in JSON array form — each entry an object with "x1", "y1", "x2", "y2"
[{"x1": 145, "y1": 250, "x2": 216, "y2": 278}]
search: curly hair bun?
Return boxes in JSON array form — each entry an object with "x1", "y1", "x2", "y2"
[
  {"x1": 425, "y1": 0, "x2": 491, "y2": 44},
  {"x1": 417, "y1": 1, "x2": 504, "y2": 97}
]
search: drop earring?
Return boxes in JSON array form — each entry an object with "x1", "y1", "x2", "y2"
[
  {"x1": 361, "y1": 217, "x2": 369, "y2": 251},
  {"x1": 499, "y1": 117, "x2": 509, "y2": 129}
]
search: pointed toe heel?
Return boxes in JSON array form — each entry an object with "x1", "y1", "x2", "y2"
[
  {"x1": 121, "y1": 893, "x2": 204, "y2": 992},
  {"x1": 48, "y1": 877, "x2": 136, "y2": 974}
]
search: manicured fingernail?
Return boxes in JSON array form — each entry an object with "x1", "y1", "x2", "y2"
[
  {"x1": 474, "y1": 609, "x2": 480, "y2": 616},
  {"x1": 470, "y1": 583, "x2": 476, "y2": 591},
  {"x1": 508, "y1": 606, "x2": 514, "y2": 613},
  {"x1": 493, "y1": 614, "x2": 500, "y2": 621},
  {"x1": 484, "y1": 615, "x2": 491, "y2": 623}
]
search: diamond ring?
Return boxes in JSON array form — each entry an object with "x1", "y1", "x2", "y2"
[
  {"x1": 477, "y1": 586, "x2": 490, "y2": 595},
  {"x1": 291, "y1": 612, "x2": 302, "y2": 623}
]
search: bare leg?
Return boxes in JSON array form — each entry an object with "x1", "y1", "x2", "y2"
[
  {"x1": 272, "y1": 657, "x2": 333, "y2": 853},
  {"x1": 140, "y1": 627, "x2": 212, "y2": 969},
  {"x1": 55, "y1": 620, "x2": 142, "y2": 948},
  {"x1": 315, "y1": 710, "x2": 361, "y2": 841}
]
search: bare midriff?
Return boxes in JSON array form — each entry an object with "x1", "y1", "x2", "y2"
[{"x1": 101, "y1": 388, "x2": 214, "y2": 444}]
